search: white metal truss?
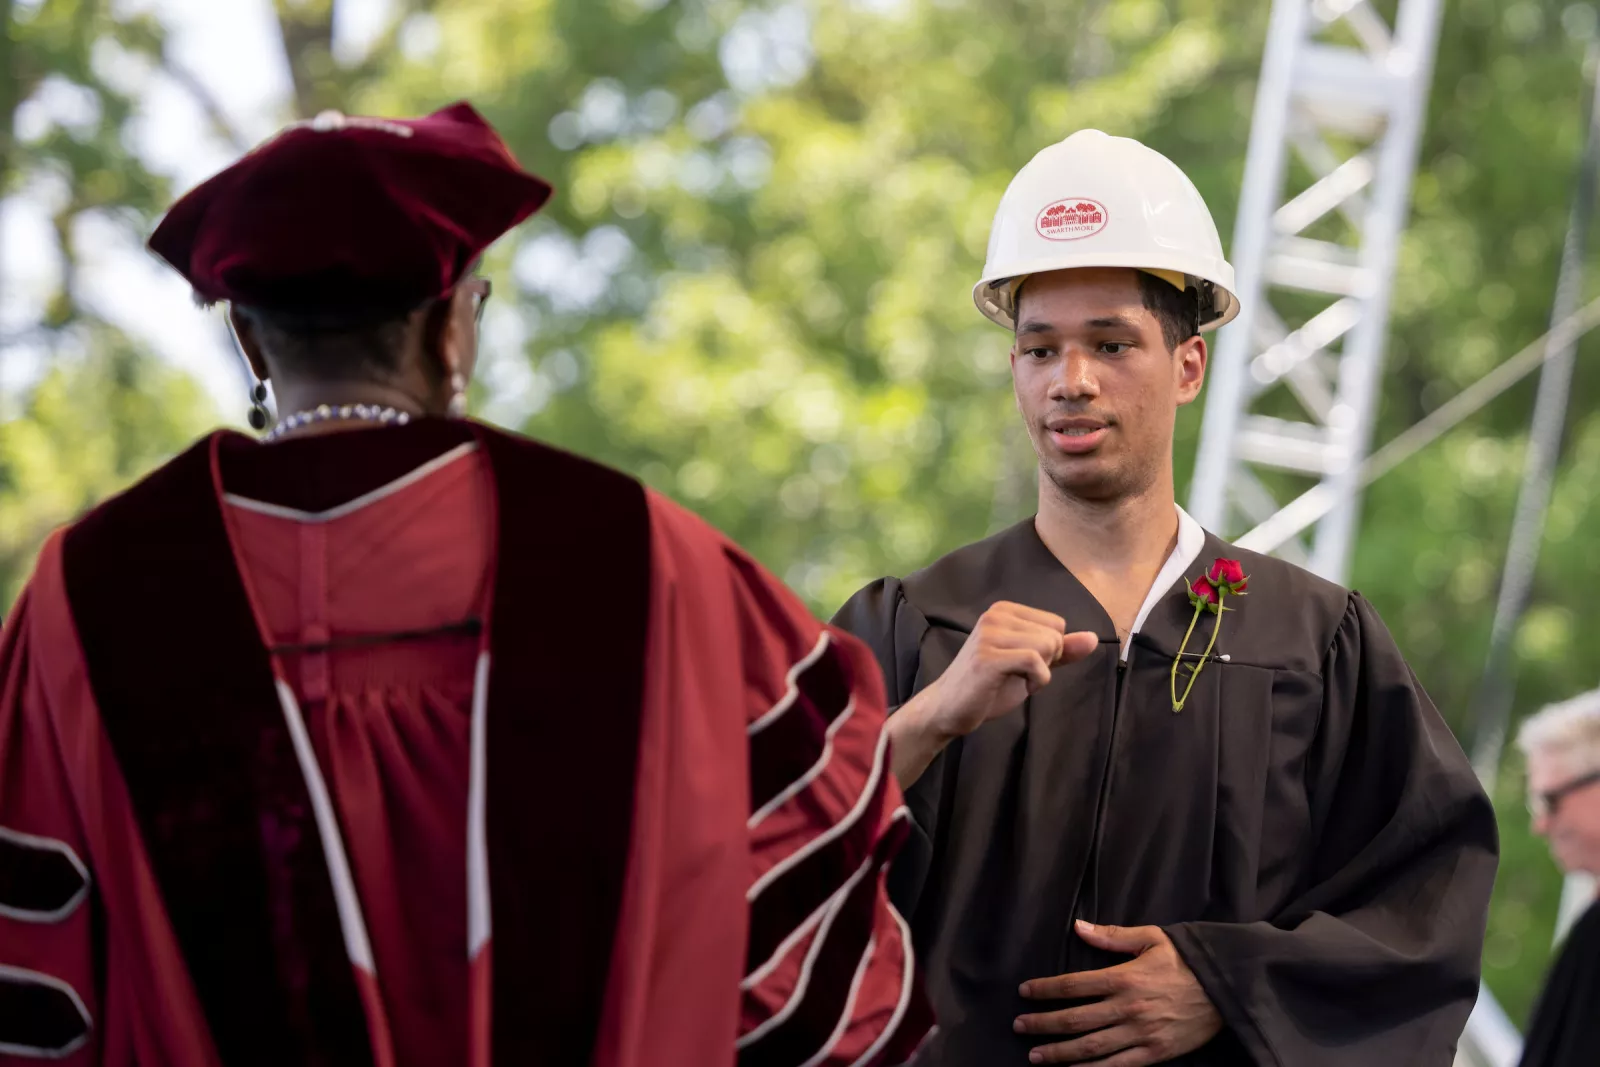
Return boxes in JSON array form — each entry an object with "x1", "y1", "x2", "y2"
[
  {"x1": 1190, "y1": 6, "x2": 1524, "y2": 1061},
  {"x1": 1187, "y1": 0, "x2": 1445, "y2": 580}
]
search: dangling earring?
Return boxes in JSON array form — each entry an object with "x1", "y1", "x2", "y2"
[
  {"x1": 447, "y1": 372, "x2": 468, "y2": 419},
  {"x1": 248, "y1": 381, "x2": 271, "y2": 431}
]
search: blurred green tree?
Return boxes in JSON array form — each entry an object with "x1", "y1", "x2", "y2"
[
  {"x1": 0, "y1": 0, "x2": 218, "y2": 605},
  {"x1": 0, "y1": 329, "x2": 213, "y2": 599},
  {"x1": 360, "y1": 0, "x2": 1598, "y2": 1023},
  {"x1": 5, "y1": 0, "x2": 1599, "y2": 1027}
]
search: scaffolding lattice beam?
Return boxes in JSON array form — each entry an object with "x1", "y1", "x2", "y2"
[{"x1": 1187, "y1": 0, "x2": 1445, "y2": 581}]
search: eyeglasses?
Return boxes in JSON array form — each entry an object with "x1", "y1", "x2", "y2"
[
  {"x1": 462, "y1": 276, "x2": 492, "y2": 326},
  {"x1": 1527, "y1": 768, "x2": 1600, "y2": 820}
]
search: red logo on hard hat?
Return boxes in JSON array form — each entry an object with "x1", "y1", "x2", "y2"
[{"x1": 1036, "y1": 197, "x2": 1108, "y2": 241}]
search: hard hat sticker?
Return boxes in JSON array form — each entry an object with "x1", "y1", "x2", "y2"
[{"x1": 1035, "y1": 198, "x2": 1108, "y2": 241}]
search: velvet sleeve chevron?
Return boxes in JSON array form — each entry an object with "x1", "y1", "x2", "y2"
[
  {"x1": 0, "y1": 583, "x2": 98, "y2": 1065},
  {"x1": 721, "y1": 549, "x2": 935, "y2": 1067}
]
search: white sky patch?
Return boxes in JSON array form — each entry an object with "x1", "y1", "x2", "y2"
[
  {"x1": 14, "y1": 76, "x2": 103, "y2": 141},
  {"x1": 685, "y1": 92, "x2": 736, "y2": 141},
  {"x1": 123, "y1": 0, "x2": 294, "y2": 184},
  {"x1": 398, "y1": 12, "x2": 442, "y2": 62},
  {"x1": 90, "y1": 36, "x2": 156, "y2": 99},
  {"x1": 333, "y1": 0, "x2": 396, "y2": 66},
  {"x1": 476, "y1": 304, "x2": 553, "y2": 428},
  {"x1": 1, "y1": 179, "x2": 65, "y2": 314},
  {"x1": 513, "y1": 226, "x2": 635, "y2": 314},
  {"x1": 0, "y1": 183, "x2": 65, "y2": 397},
  {"x1": 719, "y1": 4, "x2": 813, "y2": 95},
  {"x1": 73, "y1": 209, "x2": 252, "y2": 419},
  {"x1": 847, "y1": 0, "x2": 911, "y2": 14}
]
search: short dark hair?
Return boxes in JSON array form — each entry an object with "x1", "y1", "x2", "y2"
[
  {"x1": 236, "y1": 259, "x2": 481, "y2": 382},
  {"x1": 1136, "y1": 271, "x2": 1201, "y2": 351},
  {"x1": 239, "y1": 306, "x2": 411, "y2": 382}
]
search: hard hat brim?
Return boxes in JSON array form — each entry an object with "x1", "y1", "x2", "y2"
[{"x1": 973, "y1": 255, "x2": 1240, "y2": 334}]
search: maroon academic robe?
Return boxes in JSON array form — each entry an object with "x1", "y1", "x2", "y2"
[{"x1": 0, "y1": 421, "x2": 932, "y2": 1067}]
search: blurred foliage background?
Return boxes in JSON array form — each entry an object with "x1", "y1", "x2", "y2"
[{"x1": 5, "y1": 0, "x2": 1600, "y2": 1029}]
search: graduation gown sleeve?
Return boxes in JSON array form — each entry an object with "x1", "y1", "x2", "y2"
[
  {"x1": 608, "y1": 494, "x2": 933, "y2": 1067},
  {"x1": 0, "y1": 580, "x2": 99, "y2": 1064},
  {"x1": 1163, "y1": 593, "x2": 1498, "y2": 1065},
  {"x1": 0, "y1": 533, "x2": 219, "y2": 1067}
]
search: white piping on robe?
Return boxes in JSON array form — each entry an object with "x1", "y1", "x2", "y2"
[
  {"x1": 467, "y1": 651, "x2": 492, "y2": 959},
  {"x1": 747, "y1": 729, "x2": 891, "y2": 904},
  {"x1": 1121, "y1": 504, "x2": 1206, "y2": 662},
  {"x1": 0, "y1": 824, "x2": 90, "y2": 924},
  {"x1": 736, "y1": 882, "x2": 849, "y2": 1050},
  {"x1": 845, "y1": 902, "x2": 919, "y2": 1067},
  {"x1": 0, "y1": 963, "x2": 93, "y2": 1059},
  {"x1": 224, "y1": 442, "x2": 480, "y2": 524},
  {"x1": 741, "y1": 807, "x2": 905, "y2": 993},
  {"x1": 737, "y1": 806, "x2": 912, "y2": 1050},
  {"x1": 748, "y1": 631, "x2": 832, "y2": 736},
  {"x1": 797, "y1": 934, "x2": 876, "y2": 1067},
  {"x1": 273, "y1": 679, "x2": 377, "y2": 973},
  {"x1": 748, "y1": 693, "x2": 857, "y2": 831},
  {"x1": 735, "y1": 802, "x2": 899, "y2": 1053}
]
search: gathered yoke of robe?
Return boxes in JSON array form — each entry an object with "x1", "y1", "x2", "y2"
[
  {"x1": 832, "y1": 515, "x2": 1499, "y2": 1066},
  {"x1": 0, "y1": 422, "x2": 931, "y2": 1067}
]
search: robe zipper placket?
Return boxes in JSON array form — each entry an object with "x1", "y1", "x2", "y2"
[{"x1": 1062, "y1": 646, "x2": 1132, "y2": 970}]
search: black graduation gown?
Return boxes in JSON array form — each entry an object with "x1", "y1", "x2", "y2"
[
  {"x1": 1519, "y1": 900, "x2": 1600, "y2": 1067},
  {"x1": 832, "y1": 518, "x2": 1498, "y2": 1066}
]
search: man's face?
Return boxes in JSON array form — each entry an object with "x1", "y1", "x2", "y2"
[
  {"x1": 1528, "y1": 748, "x2": 1600, "y2": 875},
  {"x1": 1010, "y1": 268, "x2": 1206, "y2": 503}
]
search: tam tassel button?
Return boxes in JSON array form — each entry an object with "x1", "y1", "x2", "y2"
[{"x1": 1170, "y1": 558, "x2": 1248, "y2": 712}]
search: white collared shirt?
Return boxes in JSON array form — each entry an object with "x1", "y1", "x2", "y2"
[{"x1": 1121, "y1": 504, "x2": 1206, "y2": 661}]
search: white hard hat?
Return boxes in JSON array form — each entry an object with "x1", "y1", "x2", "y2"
[{"x1": 973, "y1": 129, "x2": 1239, "y2": 333}]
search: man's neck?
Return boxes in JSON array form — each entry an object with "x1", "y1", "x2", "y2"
[
  {"x1": 1035, "y1": 472, "x2": 1178, "y2": 573},
  {"x1": 1033, "y1": 472, "x2": 1181, "y2": 645}
]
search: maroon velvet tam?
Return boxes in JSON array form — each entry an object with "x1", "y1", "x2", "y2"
[{"x1": 148, "y1": 101, "x2": 551, "y2": 321}]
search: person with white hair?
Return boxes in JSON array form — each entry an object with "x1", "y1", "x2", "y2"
[{"x1": 1515, "y1": 688, "x2": 1600, "y2": 1067}]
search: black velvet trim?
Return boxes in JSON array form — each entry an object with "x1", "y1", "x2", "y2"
[
  {"x1": 62, "y1": 437, "x2": 374, "y2": 1067},
  {"x1": 0, "y1": 832, "x2": 86, "y2": 917},
  {"x1": 746, "y1": 772, "x2": 890, "y2": 974},
  {"x1": 476, "y1": 427, "x2": 651, "y2": 1065},
  {"x1": 61, "y1": 420, "x2": 652, "y2": 1066},
  {"x1": 0, "y1": 971, "x2": 90, "y2": 1056},
  {"x1": 738, "y1": 814, "x2": 911, "y2": 1067},
  {"x1": 216, "y1": 420, "x2": 475, "y2": 512},
  {"x1": 748, "y1": 640, "x2": 853, "y2": 812}
]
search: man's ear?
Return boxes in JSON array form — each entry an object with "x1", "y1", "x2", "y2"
[
  {"x1": 1175, "y1": 334, "x2": 1208, "y2": 406},
  {"x1": 228, "y1": 306, "x2": 271, "y2": 383}
]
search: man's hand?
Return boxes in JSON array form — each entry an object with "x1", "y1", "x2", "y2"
[
  {"x1": 923, "y1": 601, "x2": 1098, "y2": 738},
  {"x1": 887, "y1": 602, "x2": 1098, "y2": 788},
  {"x1": 1014, "y1": 921, "x2": 1222, "y2": 1065}
]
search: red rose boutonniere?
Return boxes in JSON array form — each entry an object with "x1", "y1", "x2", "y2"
[
  {"x1": 1171, "y1": 558, "x2": 1248, "y2": 712},
  {"x1": 1207, "y1": 557, "x2": 1248, "y2": 594}
]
